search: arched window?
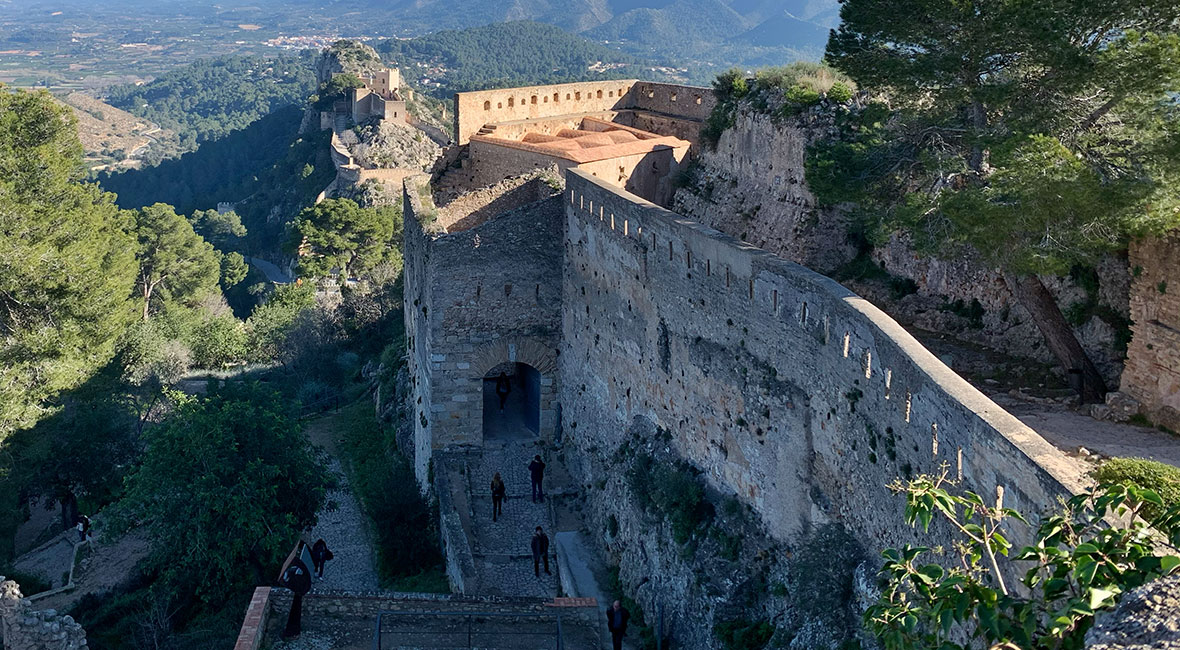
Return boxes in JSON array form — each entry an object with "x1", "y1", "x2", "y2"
[
  {"x1": 484, "y1": 100, "x2": 491, "y2": 110},
  {"x1": 671, "y1": 92, "x2": 678, "y2": 102},
  {"x1": 575, "y1": 91, "x2": 581, "y2": 100},
  {"x1": 531, "y1": 95, "x2": 537, "y2": 104},
  {"x1": 694, "y1": 95, "x2": 702, "y2": 105},
  {"x1": 597, "y1": 90, "x2": 603, "y2": 99},
  {"x1": 555, "y1": 92, "x2": 560, "y2": 102},
  {"x1": 508, "y1": 97, "x2": 514, "y2": 108}
]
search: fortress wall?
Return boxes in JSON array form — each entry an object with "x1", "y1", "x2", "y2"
[
  {"x1": 628, "y1": 81, "x2": 716, "y2": 121},
  {"x1": 560, "y1": 168, "x2": 1086, "y2": 553},
  {"x1": 404, "y1": 175, "x2": 439, "y2": 483},
  {"x1": 455, "y1": 81, "x2": 638, "y2": 145},
  {"x1": 483, "y1": 113, "x2": 619, "y2": 142},
  {"x1": 404, "y1": 176, "x2": 565, "y2": 473},
  {"x1": 468, "y1": 139, "x2": 580, "y2": 189}
]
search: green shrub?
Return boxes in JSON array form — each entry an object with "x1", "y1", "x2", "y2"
[
  {"x1": 713, "y1": 68, "x2": 750, "y2": 102},
  {"x1": 784, "y1": 85, "x2": 822, "y2": 106},
  {"x1": 189, "y1": 315, "x2": 248, "y2": 368},
  {"x1": 627, "y1": 453, "x2": 711, "y2": 545},
  {"x1": 1095, "y1": 457, "x2": 1180, "y2": 520},
  {"x1": 714, "y1": 619, "x2": 775, "y2": 650},
  {"x1": 0, "y1": 567, "x2": 51, "y2": 595},
  {"x1": 828, "y1": 81, "x2": 854, "y2": 103}
]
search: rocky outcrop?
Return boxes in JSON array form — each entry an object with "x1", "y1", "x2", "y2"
[
  {"x1": 344, "y1": 121, "x2": 442, "y2": 172},
  {"x1": 673, "y1": 102, "x2": 1130, "y2": 386},
  {"x1": 1086, "y1": 575, "x2": 1180, "y2": 650}
]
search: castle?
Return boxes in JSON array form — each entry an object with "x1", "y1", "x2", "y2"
[
  {"x1": 399, "y1": 78, "x2": 1096, "y2": 647},
  {"x1": 319, "y1": 67, "x2": 411, "y2": 129}
]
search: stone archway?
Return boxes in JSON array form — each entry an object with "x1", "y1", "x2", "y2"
[
  {"x1": 470, "y1": 337, "x2": 559, "y2": 442},
  {"x1": 482, "y1": 362, "x2": 542, "y2": 439}
]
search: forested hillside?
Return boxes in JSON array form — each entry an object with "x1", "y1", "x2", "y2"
[
  {"x1": 99, "y1": 105, "x2": 334, "y2": 256},
  {"x1": 380, "y1": 22, "x2": 642, "y2": 96},
  {"x1": 103, "y1": 54, "x2": 317, "y2": 154}
]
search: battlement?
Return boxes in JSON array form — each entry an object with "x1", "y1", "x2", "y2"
[{"x1": 560, "y1": 168, "x2": 1085, "y2": 553}]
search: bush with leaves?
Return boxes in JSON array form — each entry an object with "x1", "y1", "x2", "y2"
[
  {"x1": 1094, "y1": 458, "x2": 1180, "y2": 521},
  {"x1": 867, "y1": 470, "x2": 1180, "y2": 650}
]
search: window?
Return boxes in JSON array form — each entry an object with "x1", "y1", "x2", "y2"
[
  {"x1": 531, "y1": 95, "x2": 537, "y2": 104},
  {"x1": 597, "y1": 90, "x2": 603, "y2": 99},
  {"x1": 575, "y1": 91, "x2": 582, "y2": 100},
  {"x1": 483, "y1": 100, "x2": 491, "y2": 111},
  {"x1": 497, "y1": 102, "x2": 502, "y2": 109},
  {"x1": 694, "y1": 95, "x2": 702, "y2": 105},
  {"x1": 555, "y1": 93, "x2": 560, "y2": 102},
  {"x1": 670, "y1": 92, "x2": 678, "y2": 102},
  {"x1": 508, "y1": 97, "x2": 514, "y2": 108}
]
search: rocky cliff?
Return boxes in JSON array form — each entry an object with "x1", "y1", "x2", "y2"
[{"x1": 672, "y1": 103, "x2": 1130, "y2": 388}]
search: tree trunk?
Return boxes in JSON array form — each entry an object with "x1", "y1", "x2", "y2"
[
  {"x1": 59, "y1": 490, "x2": 78, "y2": 531},
  {"x1": 1006, "y1": 274, "x2": 1107, "y2": 404}
]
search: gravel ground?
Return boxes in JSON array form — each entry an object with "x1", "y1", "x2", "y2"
[{"x1": 302, "y1": 414, "x2": 380, "y2": 593}]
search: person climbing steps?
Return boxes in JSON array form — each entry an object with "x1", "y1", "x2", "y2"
[{"x1": 491, "y1": 472, "x2": 506, "y2": 522}]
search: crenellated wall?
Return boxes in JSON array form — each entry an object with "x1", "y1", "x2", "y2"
[
  {"x1": 558, "y1": 171, "x2": 1086, "y2": 632},
  {"x1": 453, "y1": 80, "x2": 715, "y2": 146}
]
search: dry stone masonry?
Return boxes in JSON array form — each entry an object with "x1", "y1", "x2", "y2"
[{"x1": 0, "y1": 578, "x2": 87, "y2": 650}]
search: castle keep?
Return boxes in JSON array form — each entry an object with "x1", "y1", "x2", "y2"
[{"x1": 403, "y1": 79, "x2": 1092, "y2": 647}]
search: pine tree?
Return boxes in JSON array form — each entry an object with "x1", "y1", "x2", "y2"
[
  {"x1": 821, "y1": 0, "x2": 1180, "y2": 402},
  {"x1": 0, "y1": 86, "x2": 138, "y2": 439}
]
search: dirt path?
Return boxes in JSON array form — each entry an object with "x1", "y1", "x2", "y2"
[{"x1": 301, "y1": 408, "x2": 380, "y2": 592}]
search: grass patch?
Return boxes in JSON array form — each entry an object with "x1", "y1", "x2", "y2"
[{"x1": 333, "y1": 400, "x2": 447, "y2": 591}]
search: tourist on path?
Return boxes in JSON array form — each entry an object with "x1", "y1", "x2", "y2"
[
  {"x1": 311, "y1": 539, "x2": 334, "y2": 580},
  {"x1": 531, "y1": 526, "x2": 551, "y2": 577},
  {"x1": 495, "y1": 372, "x2": 511, "y2": 412},
  {"x1": 528, "y1": 455, "x2": 546, "y2": 502},
  {"x1": 75, "y1": 514, "x2": 92, "y2": 543},
  {"x1": 491, "y1": 472, "x2": 507, "y2": 521},
  {"x1": 607, "y1": 600, "x2": 631, "y2": 650}
]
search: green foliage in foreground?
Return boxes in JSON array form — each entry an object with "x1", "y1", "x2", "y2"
[
  {"x1": 627, "y1": 453, "x2": 711, "y2": 546},
  {"x1": 868, "y1": 471, "x2": 1180, "y2": 650},
  {"x1": 0, "y1": 86, "x2": 139, "y2": 441},
  {"x1": 115, "y1": 384, "x2": 328, "y2": 603},
  {"x1": 1095, "y1": 458, "x2": 1180, "y2": 520}
]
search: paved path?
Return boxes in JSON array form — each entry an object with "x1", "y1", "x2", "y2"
[
  {"x1": 464, "y1": 439, "x2": 558, "y2": 598},
  {"x1": 989, "y1": 394, "x2": 1180, "y2": 469},
  {"x1": 244, "y1": 256, "x2": 293, "y2": 284},
  {"x1": 302, "y1": 413, "x2": 379, "y2": 592}
]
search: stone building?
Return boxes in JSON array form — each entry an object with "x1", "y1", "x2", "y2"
[
  {"x1": 1116, "y1": 231, "x2": 1180, "y2": 431},
  {"x1": 349, "y1": 68, "x2": 410, "y2": 125},
  {"x1": 441, "y1": 80, "x2": 714, "y2": 206}
]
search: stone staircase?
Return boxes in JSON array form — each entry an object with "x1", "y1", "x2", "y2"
[{"x1": 462, "y1": 439, "x2": 559, "y2": 599}]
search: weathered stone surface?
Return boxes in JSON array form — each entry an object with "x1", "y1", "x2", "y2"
[
  {"x1": 1120, "y1": 231, "x2": 1180, "y2": 432},
  {"x1": 1086, "y1": 576, "x2": 1180, "y2": 650},
  {"x1": 0, "y1": 577, "x2": 88, "y2": 650}
]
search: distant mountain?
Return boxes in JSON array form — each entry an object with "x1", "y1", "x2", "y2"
[
  {"x1": 588, "y1": 0, "x2": 751, "y2": 44},
  {"x1": 730, "y1": 11, "x2": 831, "y2": 50},
  {"x1": 359, "y1": 0, "x2": 839, "y2": 66},
  {"x1": 380, "y1": 21, "x2": 645, "y2": 95}
]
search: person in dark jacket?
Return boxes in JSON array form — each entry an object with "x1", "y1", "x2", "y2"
[
  {"x1": 490, "y1": 472, "x2": 506, "y2": 521},
  {"x1": 531, "y1": 526, "x2": 550, "y2": 577},
  {"x1": 495, "y1": 372, "x2": 511, "y2": 412},
  {"x1": 310, "y1": 539, "x2": 334, "y2": 579},
  {"x1": 528, "y1": 455, "x2": 546, "y2": 502},
  {"x1": 607, "y1": 600, "x2": 631, "y2": 650}
]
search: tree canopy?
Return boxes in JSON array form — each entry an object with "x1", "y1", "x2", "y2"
[
  {"x1": 132, "y1": 204, "x2": 221, "y2": 319},
  {"x1": 814, "y1": 0, "x2": 1180, "y2": 401},
  {"x1": 0, "y1": 86, "x2": 139, "y2": 440},
  {"x1": 117, "y1": 383, "x2": 327, "y2": 602},
  {"x1": 288, "y1": 198, "x2": 398, "y2": 280}
]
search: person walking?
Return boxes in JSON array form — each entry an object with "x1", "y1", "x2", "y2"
[
  {"x1": 490, "y1": 472, "x2": 507, "y2": 522},
  {"x1": 310, "y1": 539, "x2": 334, "y2": 580},
  {"x1": 495, "y1": 371, "x2": 511, "y2": 412},
  {"x1": 75, "y1": 514, "x2": 91, "y2": 544},
  {"x1": 606, "y1": 600, "x2": 631, "y2": 650},
  {"x1": 531, "y1": 526, "x2": 550, "y2": 577},
  {"x1": 528, "y1": 454, "x2": 546, "y2": 503}
]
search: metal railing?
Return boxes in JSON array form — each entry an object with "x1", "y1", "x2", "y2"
[{"x1": 372, "y1": 610, "x2": 566, "y2": 650}]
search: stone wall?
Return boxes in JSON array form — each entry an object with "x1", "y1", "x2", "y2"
[
  {"x1": 453, "y1": 80, "x2": 714, "y2": 146},
  {"x1": 1119, "y1": 231, "x2": 1180, "y2": 431},
  {"x1": 455, "y1": 81, "x2": 637, "y2": 145},
  {"x1": 0, "y1": 578, "x2": 87, "y2": 650},
  {"x1": 403, "y1": 176, "x2": 565, "y2": 484},
  {"x1": 560, "y1": 169, "x2": 1087, "y2": 644}
]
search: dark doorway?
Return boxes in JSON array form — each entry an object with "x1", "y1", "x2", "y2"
[{"x1": 482, "y1": 362, "x2": 542, "y2": 439}]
